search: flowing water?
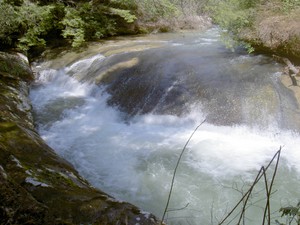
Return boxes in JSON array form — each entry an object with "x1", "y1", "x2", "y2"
[{"x1": 30, "y1": 28, "x2": 300, "y2": 224}]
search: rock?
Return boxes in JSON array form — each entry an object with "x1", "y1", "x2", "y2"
[{"x1": 0, "y1": 51, "x2": 161, "y2": 224}]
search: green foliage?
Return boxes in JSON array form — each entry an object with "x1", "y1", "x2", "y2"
[
  {"x1": 0, "y1": 0, "x2": 140, "y2": 52},
  {"x1": 60, "y1": 2, "x2": 137, "y2": 48},
  {"x1": 0, "y1": 3, "x2": 20, "y2": 47},
  {"x1": 243, "y1": 42, "x2": 255, "y2": 53},
  {"x1": 0, "y1": 0, "x2": 192, "y2": 53},
  {"x1": 205, "y1": 0, "x2": 260, "y2": 52},
  {"x1": 154, "y1": 0, "x2": 179, "y2": 18},
  {"x1": 275, "y1": 202, "x2": 300, "y2": 225},
  {"x1": 170, "y1": 0, "x2": 209, "y2": 15},
  {"x1": 282, "y1": 0, "x2": 300, "y2": 11},
  {"x1": 110, "y1": 8, "x2": 137, "y2": 23},
  {"x1": 135, "y1": 0, "x2": 179, "y2": 22},
  {"x1": 17, "y1": 2, "x2": 57, "y2": 51},
  {"x1": 207, "y1": 0, "x2": 257, "y2": 34},
  {"x1": 109, "y1": 0, "x2": 138, "y2": 9},
  {"x1": 4, "y1": 0, "x2": 24, "y2": 6},
  {"x1": 61, "y1": 7, "x2": 85, "y2": 48}
]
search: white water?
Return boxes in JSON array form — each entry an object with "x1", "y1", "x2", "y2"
[{"x1": 30, "y1": 29, "x2": 300, "y2": 225}]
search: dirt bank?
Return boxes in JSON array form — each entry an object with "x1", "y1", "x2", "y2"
[{"x1": 239, "y1": 4, "x2": 300, "y2": 64}]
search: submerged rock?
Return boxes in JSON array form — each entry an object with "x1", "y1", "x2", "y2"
[{"x1": 0, "y1": 52, "x2": 161, "y2": 224}]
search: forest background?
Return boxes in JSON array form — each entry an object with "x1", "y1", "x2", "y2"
[{"x1": 1, "y1": 0, "x2": 300, "y2": 61}]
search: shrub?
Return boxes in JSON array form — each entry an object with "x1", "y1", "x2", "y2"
[
  {"x1": 0, "y1": 3, "x2": 20, "y2": 49},
  {"x1": 207, "y1": 0, "x2": 258, "y2": 34},
  {"x1": 17, "y1": 2, "x2": 57, "y2": 51},
  {"x1": 134, "y1": 0, "x2": 179, "y2": 22},
  {"x1": 0, "y1": 0, "x2": 181, "y2": 53},
  {"x1": 61, "y1": 6, "x2": 86, "y2": 48}
]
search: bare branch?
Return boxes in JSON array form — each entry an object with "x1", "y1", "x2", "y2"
[
  {"x1": 167, "y1": 203, "x2": 190, "y2": 212},
  {"x1": 218, "y1": 147, "x2": 282, "y2": 225},
  {"x1": 262, "y1": 166, "x2": 270, "y2": 225},
  {"x1": 161, "y1": 119, "x2": 206, "y2": 224}
]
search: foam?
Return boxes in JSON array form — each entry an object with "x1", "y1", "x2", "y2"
[
  {"x1": 30, "y1": 29, "x2": 300, "y2": 225},
  {"x1": 31, "y1": 70, "x2": 300, "y2": 221}
]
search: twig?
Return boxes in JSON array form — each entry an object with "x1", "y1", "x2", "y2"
[
  {"x1": 211, "y1": 201, "x2": 215, "y2": 225},
  {"x1": 263, "y1": 149, "x2": 281, "y2": 225},
  {"x1": 237, "y1": 168, "x2": 264, "y2": 225},
  {"x1": 262, "y1": 166, "x2": 270, "y2": 225},
  {"x1": 218, "y1": 147, "x2": 282, "y2": 225},
  {"x1": 161, "y1": 119, "x2": 206, "y2": 224},
  {"x1": 167, "y1": 203, "x2": 190, "y2": 212}
]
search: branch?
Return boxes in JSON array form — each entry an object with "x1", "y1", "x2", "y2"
[
  {"x1": 167, "y1": 203, "x2": 190, "y2": 212},
  {"x1": 262, "y1": 167, "x2": 270, "y2": 225},
  {"x1": 218, "y1": 147, "x2": 282, "y2": 225},
  {"x1": 263, "y1": 149, "x2": 281, "y2": 225},
  {"x1": 161, "y1": 119, "x2": 206, "y2": 224},
  {"x1": 273, "y1": 55, "x2": 299, "y2": 86}
]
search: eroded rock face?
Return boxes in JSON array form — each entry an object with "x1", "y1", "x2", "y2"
[{"x1": 0, "y1": 52, "x2": 160, "y2": 225}]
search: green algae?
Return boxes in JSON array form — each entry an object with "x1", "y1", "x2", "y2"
[{"x1": 0, "y1": 122, "x2": 18, "y2": 132}]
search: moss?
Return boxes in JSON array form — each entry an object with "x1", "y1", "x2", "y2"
[
  {"x1": 0, "y1": 175, "x2": 49, "y2": 225},
  {"x1": 0, "y1": 120, "x2": 161, "y2": 224},
  {"x1": 35, "y1": 168, "x2": 78, "y2": 188},
  {"x1": 0, "y1": 53, "x2": 33, "y2": 80},
  {"x1": 0, "y1": 54, "x2": 34, "y2": 130},
  {"x1": 0, "y1": 51, "x2": 161, "y2": 224},
  {"x1": 0, "y1": 122, "x2": 18, "y2": 132}
]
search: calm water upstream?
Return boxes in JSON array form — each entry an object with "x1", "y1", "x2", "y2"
[{"x1": 30, "y1": 28, "x2": 300, "y2": 224}]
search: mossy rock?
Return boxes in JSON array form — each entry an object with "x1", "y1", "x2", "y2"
[
  {"x1": 0, "y1": 51, "x2": 161, "y2": 224},
  {"x1": 0, "y1": 52, "x2": 33, "y2": 81}
]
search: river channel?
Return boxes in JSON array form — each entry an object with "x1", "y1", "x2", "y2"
[{"x1": 30, "y1": 28, "x2": 300, "y2": 224}]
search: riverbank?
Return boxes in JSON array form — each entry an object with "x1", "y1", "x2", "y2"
[
  {"x1": 208, "y1": 0, "x2": 300, "y2": 64},
  {"x1": 240, "y1": 8, "x2": 300, "y2": 64},
  {"x1": 0, "y1": 52, "x2": 161, "y2": 224},
  {"x1": 208, "y1": 0, "x2": 300, "y2": 101},
  {"x1": 232, "y1": 1, "x2": 300, "y2": 64}
]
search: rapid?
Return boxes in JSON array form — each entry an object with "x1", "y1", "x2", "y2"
[{"x1": 30, "y1": 28, "x2": 300, "y2": 224}]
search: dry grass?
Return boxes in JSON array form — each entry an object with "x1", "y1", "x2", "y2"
[
  {"x1": 239, "y1": 1, "x2": 300, "y2": 62},
  {"x1": 256, "y1": 12, "x2": 300, "y2": 49},
  {"x1": 257, "y1": 1, "x2": 300, "y2": 46},
  {"x1": 136, "y1": 14, "x2": 212, "y2": 33},
  {"x1": 175, "y1": 15, "x2": 212, "y2": 30}
]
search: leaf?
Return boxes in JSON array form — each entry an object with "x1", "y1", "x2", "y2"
[
  {"x1": 280, "y1": 206, "x2": 299, "y2": 217},
  {"x1": 109, "y1": 7, "x2": 137, "y2": 23}
]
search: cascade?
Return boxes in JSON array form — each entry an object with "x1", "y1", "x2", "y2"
[{"x1": 30, "y1": 28, "x2": 300, "y2": 225}]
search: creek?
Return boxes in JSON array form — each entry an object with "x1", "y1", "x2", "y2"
[{"x1": 30, "y1": 28, "x2": 300, "y2": 224}]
